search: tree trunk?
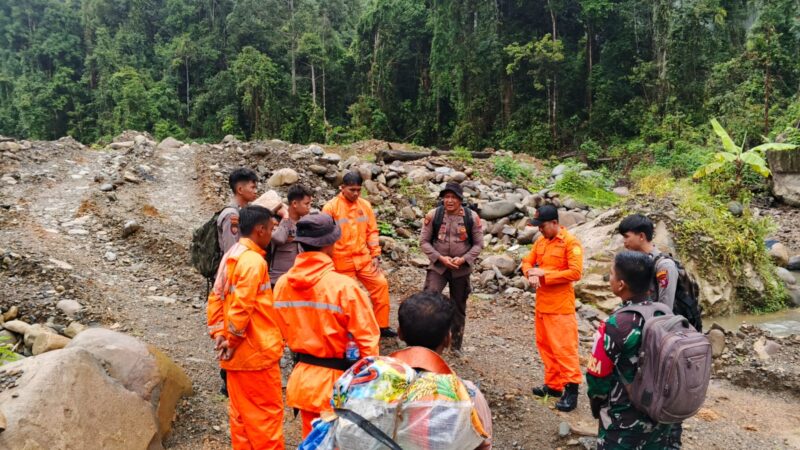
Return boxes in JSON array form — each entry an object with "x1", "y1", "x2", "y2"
[
  {"x1": 653, "y1": 0, "x2": 671, "y2": 107},
  {"x1": 586, "y1": 24, "x2": 593, "y2": 122},
  {"x1": 289, "y1": 0, "x2": 297, "y2": 96},
  {"x1": 376, "y1": 148, "x2": 495, "y2": 163},
  {"x1": 185, "y1": 57, "x2": 190, "y2": 117},
  {"x1": 547, "y1": 0, "x2": 558, "y2": 143},
  {"x1": 322, "y1": 65, "x2": 327, "y2": 123},
  {"x1": 764, "y1": 27, "x2": 772, "y2": 134},
  {"x1": 310, "y1": 63, "x2": 317, "y2": 107},
  {"x1": 370, "y1": 31, "x2": 381, "y2": 96}
]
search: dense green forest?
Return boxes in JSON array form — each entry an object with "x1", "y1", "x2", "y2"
[{"x1": 2, "y1": 0, "x2": 800, "y2": 161}]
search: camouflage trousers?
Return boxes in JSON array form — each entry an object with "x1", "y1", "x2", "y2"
[{"x1": 597, "y1": 421, "x2": 673, "y2": 450}]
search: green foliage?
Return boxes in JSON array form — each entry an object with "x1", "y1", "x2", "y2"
[
  {"x1": 554, "y1": 171, "x2": 620, "y2": 208},
  {"x1": 451, "y1": 146, "x2": 473, "y2": 163},
  {"x1": 694, "y1": 118, "x2": 796, "y2": 199},
  {"x1": 398, "y1": 179, "x2": 436, "y2": 211},
  {"x1": 492, "y1": 156, "x2": 535, "y2": 182},
  {"x1": 0, "y1": 336, "x2": 19, "y2": 366},
  {"x1": 378, "y1": 221, "x2": 397, "y2": 237}
]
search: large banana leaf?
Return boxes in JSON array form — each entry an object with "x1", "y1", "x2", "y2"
[
  {"x1": 693, "y1": 161, "x2": 725, "y2": 179},
  {"x1": 751, "y1": 142, "x2": 798, "y2": 154},
  {"x1": 710, "y1": 118, "x2": 740, "y2": 155},
  {"x1": 714, "y1": 151, "x2": 737, "y2": 163},
  {"x1": 741, "y1": 151, "x2": 771, "y2": 177}
]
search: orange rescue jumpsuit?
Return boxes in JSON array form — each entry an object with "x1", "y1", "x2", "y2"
[
  {"x1": 272, "y1": 251, "x2": 380, "y2": 437},
  {"x1": 207, "y1": 238, "x2": 285, "y2": 450},
  {"x1": 322, "y1": 194, "x2": 390, "y2": 328},
  {"x1": 521, "y1": 226, "x2": 584, "y2": 391}
]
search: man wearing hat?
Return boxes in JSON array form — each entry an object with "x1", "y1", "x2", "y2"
[
  {"x1": 521, "y1": 204, "x2": 584, "y2": 412},
  {"x1": 420, "y1": 182, "x2": 484, "y2": 355},
  {"x1": 272, "y1": 213, "x2": 380, "y2": 438}
]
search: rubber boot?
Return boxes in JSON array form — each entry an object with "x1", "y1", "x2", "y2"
[
  {"x1": 531, "y1": 385, "x2": 562, "y2": 398},
  {"x1": 555, "y1": 383, "x2": 579, "y2": 412}
]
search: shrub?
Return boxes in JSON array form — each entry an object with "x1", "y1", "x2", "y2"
[{"x1": 554, "y1": 171, "x2": 620, "y2": 208}]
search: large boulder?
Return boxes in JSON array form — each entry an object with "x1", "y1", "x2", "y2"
[
  {"x1": 478, "y1": 201, "x2": 517, "y2": 220},
  {"x1": 267, "y1": 168, "x2": 299, "y2": 187},
  {"x1": 767, "y1": 148, "x2": 800, "y2": 206},
  {"x1": 156, "y1": 137, "x2": 184, "y2": 151},
  {"x1": 0, "y1": 348, "x2": 161, "y2": 449},
  {"x1": 480, "y1": 254, "x2": 518, "y2": 277},
  {"x1": 66, "y1": 328, "x2": 193, "y2": 438}
]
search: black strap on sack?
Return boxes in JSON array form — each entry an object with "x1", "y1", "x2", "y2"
[{"x1": 334, "y1": 408, "x2": 402, "y2": 450}]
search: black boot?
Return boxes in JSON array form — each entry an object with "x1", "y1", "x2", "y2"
[
  {"x1": 380, "y1": 327, "x2": 398, "y2": 338},
  {"x1": 555, "y1": 383, "x2": 579, "y2": 412},
  {"x1": 531, "y1": 384, "x2": 562, "y2": 398}
]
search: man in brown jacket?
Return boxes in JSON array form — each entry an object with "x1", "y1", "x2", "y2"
[{"x1": 420, "y1": 182, "x2": 484, "y2": 354}]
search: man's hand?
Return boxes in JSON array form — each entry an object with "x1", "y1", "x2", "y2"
[
  {"x1": 275, "y1": 204, "x2": 289, "y2": 219},
  {"x1": 451, "y1": 256, "x2": 465, "y2": 268},
  {"x1": 527, "y1": 270, "x2": 542, "y2": 290},
  {"x1": 438, "y1": 255, "x2": 459, "y2": 270},
  {"x1": 529, "y1": 268, "x2": 546, "y2": 277},
  {"x1": 215, "y1": 337, "x2": 235, "y2": 360}
]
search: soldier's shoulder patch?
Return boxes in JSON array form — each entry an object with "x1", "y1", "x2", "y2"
[
  {"x1": 656, "y1": 270, "x2": 669, "y2": 288},
  {"x1": 230, "y1": 224, "x2": 239, "y2": 235},
  {"x1": 572, "y1": 246, "x2": 582, "y2": 256}
]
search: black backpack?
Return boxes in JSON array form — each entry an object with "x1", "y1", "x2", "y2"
[
  {"x1": 654, "y1": 253, "x2": 703, "y2": 332},
  {"x1": 429, "y1": 201, "x2": 477, "y2": 246},
  {"x1": 191, "y1": 207, "x2": 237, "y2": 281}
]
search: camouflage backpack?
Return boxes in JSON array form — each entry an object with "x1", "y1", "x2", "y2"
[{"x1": 191, "y1": 207, "x2": 236, "y2": 280}]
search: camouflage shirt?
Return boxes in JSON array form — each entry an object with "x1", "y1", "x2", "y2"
[{"x1": 586, "y1": 299, "x2": 672, "y2": 449}]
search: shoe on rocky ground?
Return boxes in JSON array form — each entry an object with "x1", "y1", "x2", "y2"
[
  {"x1": 380, "y1": 327, "x2": 398, "y2": 338},
  {"x1": 555, "y1": 383, "x2": 579, "y2": 412},
  {"x1": 531, "y1": 384, "x2": 562, "y2": 398}
]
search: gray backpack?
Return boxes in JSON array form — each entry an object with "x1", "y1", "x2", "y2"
[{"x1": 616, "y1": 302, "x2": 712, "y2": 424}]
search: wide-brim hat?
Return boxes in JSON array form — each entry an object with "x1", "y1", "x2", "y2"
[
  {"x1": 439, "y1": 181, "x2": 464, "y2": 200},
  {"x1": 295, "y1": 213, "x2": 342, "y2": 247}
]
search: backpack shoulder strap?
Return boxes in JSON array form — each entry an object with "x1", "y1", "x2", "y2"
[
  {"x1": 462, "y1": 204, "x2": 474, "y2": 246},
  {"x1": 616, "y1": 302, "x2": 672, "y2": 321},
  {"x1": 430, "y1": 206, "x2": 445, "y2": 244},
  {"x1": 390, "y1": 346, "x2": 454, "y2": 375}
]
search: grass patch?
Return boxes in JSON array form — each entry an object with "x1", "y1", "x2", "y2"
[
  {"x1": 492, "y1": 156, "x2": 537, "y2": 183},
  {"x1": 553, "y1": 171, "x2": 620, "y2": 208},
  {"x1": 452, "y1": 146, "x2": 473, "y2": 164},
  {"x1": 398, "y1": 179, "x2": 437, "y2": 211}
]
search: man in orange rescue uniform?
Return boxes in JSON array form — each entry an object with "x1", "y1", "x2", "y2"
[
  {"x1": 521, "y1": 204, "x2": 584, "y2": 412},
  {"x1": 322, "y1": 171, "x2": 396, "y2": 337},
  {"x1": 273, "y1": 213, "x2": 380, "y2": 438},
  {"x1": 207, "y1": 205, "x2": 285, "y2": 450}
]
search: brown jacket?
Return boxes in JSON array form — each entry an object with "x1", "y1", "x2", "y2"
[
  {"x1": 269, "y1": 217, "x2": 301, "y2": 284},
  {"x1": 420, "y1": 207, "x2": 484, "y2": 278}
]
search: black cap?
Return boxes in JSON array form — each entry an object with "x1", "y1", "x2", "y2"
[
  {"x1": 530, "y1": 204, "x2": 559, "y2": 226},
  {"x1": 439, "y1": 182, "x2": 464, "y2": 200},
  {"x1": 295, "y1": 213, "x2": 342, "y2": 247}
]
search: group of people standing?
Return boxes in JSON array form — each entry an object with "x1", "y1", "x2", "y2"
[{"x1": 203, "y1": 166, "x2": 687, "y2": 450}]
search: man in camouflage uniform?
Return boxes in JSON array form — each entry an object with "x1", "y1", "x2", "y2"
[{"x1": 586, "y1": 251, "x2": 674, "y2": 449}]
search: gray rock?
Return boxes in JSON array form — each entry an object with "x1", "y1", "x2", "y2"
[
  {"x1": 3, "y1": 320, "x2": 31, "y2": 335},
  {"x1": 56, "y1": 300, "x2": 83, "y2": 318},
  {"x1": 478, "y1": 201, "x2": 517, "y2": 220},
  {"x1": 558, "y1": 421, "x2": 571, "y2": 437},
  {"x1": 400, "y1": 206, "x2": 416, "y2": 221},
  {"x1": 24, "y1": 324, "x2": 57, "y2": 349},
  {"x1": 479, "y1": 270, "x2": 495, "y2": 286},
  {"x1": 307, "y1": 144, "x2": 324, "y2": 156},
  {"x1": 410, "y1": 256, "x2": 430, "y2": 268},
  {"x1": 563, "y1": 198, "x2": 588, "y2": 210},
  {"x1": 766, "y1": 148, "x2": 800, "y2": 206},
  {"x1": 122, "y1": 171, "x2": 140, "y2": 183},
  {"x1": 320, "y1": 153, "x2": 341, "y2": 164},
  {"x1": 99, "y1": 183, "x2": 114, "y2": 192},
  {"x1": 267, "y1": 168, "x2": 299, "y2": 187},
  {"x1": 32, "y1": 333, "x2": 71, "y2": 355},
  {"x1": 787, "y1": 256, "x2": 800, "y2": 271},
  {"x1": 309, "y1": 164, "x2": 328, "y2": 175},
  {"x1": 450, "y1": 171, "x2": 467, "y2": 182},
  {"x1": 517, "y1": 227, "x2": 537, "y2": 245},
  {"x1": 707, "y1": 329, "x2": 725, "y2": 358},
  {"x1": 552, "y1": 164, "x2": 568, "y2": 177},
  {"x1": 157, "y1": 137, "x2": 184, "y2": 151},
  {"x1": 3, "y1": 306, "x2": 18, "y2": 321},
  {"x1": 104, "y1": 251, "x2": 117, "y2": 262},
  {"x1": 776, "y1": 267, "x2": 796, "y2": 285},
  {"x1": 480, "y1": 255, "x2": 517, "y2": 277},
  {"x1": 122, "y1": 220, "x2": 141, "y2": 238},
  {"x1": 727, "y1": 201, "x2": 744, "y2": 217},
  {"x1": 222, "y1": 134, "x2": 237, "y2": 144},
  {"x1": 769, "y1": 243, "x2": 790, "y2": 267},
  {"x1": 64, "y1": 322, "x2": 88, "y2": 339},
  {"x1": 407, "y1": 168, "x2": 434, "y2": 184},
  {"x1": 0, "y1": 329, "x2": 18, "y2": 345},
  {"x1": 788, "y1": 286, "x2": 800, "y2": 307},
  {"x1": 613, "y1": 186, "x2": 630, "y2": 197}
]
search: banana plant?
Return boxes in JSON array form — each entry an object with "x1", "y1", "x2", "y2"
[{"x1": 694, "y1": 118, "x2": 797, "y2": 195}]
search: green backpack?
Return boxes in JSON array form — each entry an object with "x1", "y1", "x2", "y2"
[{"x1": 191, "y1": 207, "x2": 236, "y2": 280}]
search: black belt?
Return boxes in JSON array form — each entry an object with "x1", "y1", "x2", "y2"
[{"x1": 294, "y1": 352, "x2": 353, "y2": 371}]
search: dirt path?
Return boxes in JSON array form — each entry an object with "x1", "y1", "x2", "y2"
[{"x1": 2, "y1": 142, "x2": 799, "y2": 449}]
